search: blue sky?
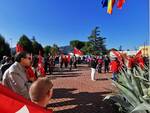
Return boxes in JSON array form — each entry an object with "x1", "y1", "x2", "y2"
[{"x1": 0, "y1": 0, "x2": 149, "y2": 50}]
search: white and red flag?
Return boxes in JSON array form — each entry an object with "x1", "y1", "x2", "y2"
[
  {"x1": 0, "y1": 84, "x2": 53, "y2": 113},
  {"x1": 73, "y1": 47, "x2": 83, "y2": 56}
]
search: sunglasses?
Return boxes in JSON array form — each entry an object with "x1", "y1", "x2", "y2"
[{"x1": 25, "y1": 57, "x2": 31, "y2": 60}]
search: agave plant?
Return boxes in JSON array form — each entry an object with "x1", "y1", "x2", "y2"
[{"x1": 104, "y1": 65, "x2": 150, "y2": 113}]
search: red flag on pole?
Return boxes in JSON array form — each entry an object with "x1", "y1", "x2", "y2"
[
  {"x1": 134, "y1": 50, "x2": 144, "y2": 69},
  {"x1": 111, "y1": 50, "x2": 124, "y2": 66},
  {"x1": 16, "y1": 44, "x2": 24, "y2": 53},
  {"x1": 111, "y1": 50, "x2": 122, "y2": 61},
  {"x1": 0, "y1": 84, "x2": 53, "y2": 113},
  {"x1": 73, "y1": 47, "x2": 83, "y2": 55},
  {"x1": 135, "y1": 50, "x2": 142, "y2": 58}
]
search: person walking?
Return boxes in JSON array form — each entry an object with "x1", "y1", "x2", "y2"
[{"x1": 90, "y1": 58, "x2": 97, "y2": 81}]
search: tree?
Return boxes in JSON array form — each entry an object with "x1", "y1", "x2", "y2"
[
  {"x1": 0, "y1": 34, "x2": 11, "y2": 60},
  {"x1": 31, "y1": 37, "x2": 43, "y2": 55},
  {"x1": 44, "y1": 45, "x2": 51, "y2": 56},
  {"x1": 50, "y1": 44, "x2": 59, "y2": 56},
  {"x1": 81, "y1": 41, "x2": 93, "y2": 55},
  {"x1": 88, "y1": 27, "x2": 107, "y2": 55},
  {"x1": 18, "y1": 35, "x2": 33, "y2": 53},
  {"x1": 70, "y1": 40, "x2": 85, "y2": 49}
]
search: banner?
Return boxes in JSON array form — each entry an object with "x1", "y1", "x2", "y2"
[
  {"x1": 0, "y1": 84, "x2": 53, "y2": 113},
  {"x1": 73, "y1": 47, "x2": 83, "y2": 56}
]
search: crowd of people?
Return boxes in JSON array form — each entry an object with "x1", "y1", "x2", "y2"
[
  {"x1": 0, "y1": 52, "x2": 53, "y2": 112},
  {"x1": 0, "y1": 51, "x2": 149, "y2": 112},
  {"x1": 0, "y1": 51, "x2": 89, "y2": 111},
  {"x1": 89, "y1": 53, "x2": 149, "y2": 81}
]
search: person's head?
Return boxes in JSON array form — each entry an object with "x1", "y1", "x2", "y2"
[
  {"x1": 29, "y1": 77, "x2": 53, "y2": 107},
  {"x1": 15, "y1": 51, "x2": 31, "y2": 67},
  {"x1": 5, "y1": 57, "x2": 11, "y2": 63}
]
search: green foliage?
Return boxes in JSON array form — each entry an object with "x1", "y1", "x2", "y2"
[
  {"x1": 81, "y1": 41, "x2": 93, "y2": 55},
  {"x1": 50, "y1": 44, "x2": 59, "y2": 56},
  {"x1": 0, "y1": 34, "x2": 11, "y2": 59},
  {"x1": 18, "y1": 35, "x2": 33, "y2": 53},
  {"x1": 44, "y1": 45, "x2": 51, "y2": 56},
  {"x1": 105, "y1": 66, "x2": 150, "y2": 113},
  {"x1": 88, "y1": 26, "x2": 107, "y2": 55},
  {"x1": 70, "y1": 40, "x2": 85, "y2": 49},
  {"x1": 31, "y1": 37, "x2": 43, "y2": 55}
]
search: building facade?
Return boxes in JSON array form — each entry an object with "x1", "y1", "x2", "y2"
[{"x1": 139, "y1": 46, "x2": 150, "y2": 57}]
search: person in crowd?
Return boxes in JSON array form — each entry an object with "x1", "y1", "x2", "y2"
[
  {"x1": 103, "y1": 55, "x2": 110, "y2": 73},
  {"x1": 64, "y1": 56, "x2": 68, "y2": 68},
  {"x1": 29, "y1": 77, "x2": 53, "y2": 108},
  {"x1": 69, "y1": 57, "x2": 73, "y2": 71},
  {"x1": 0, "y1": 57, "x2": 13, "y2": 81},
  {"x1": 73, "y1": 55, "x2": 77, "y2": 68},
  {"x1": 44, "y1": 55, "x2": 49, "y2": 74},
  {"x1": 0, "y1": 56, "x2": 7, "y2": 65},
  {"x1": 90, "y1": 57, "x2": 97, "y2": 81},
  {"x1": 110, "y1": 57, "x2": 120, "y2": 81},
  {"x1": 97, "y1": 57, "x2": 103, "y2": 74},
  {"x1": 59, "y1": 55, "x2": 64, "y2": 69},
  {"x1": 2, "y1": 51, "x2": 31, "y2": 99},
  {"x1": 49, "y1": 56, "x2": 54, "y2": 75},
  {"x1": 26, "y1": 56, "x2": 39, "y2": 82},
  {"x1": 54, "y1": 55, "x2": 59, "y2": 65}
]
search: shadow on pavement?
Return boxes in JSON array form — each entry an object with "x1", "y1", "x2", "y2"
[
  {"x1": 47, "y1": 88, "x2": 115, "y2": 113},
  {"x1": 52, "y1": 72, "x2": 81, "y2": 76}
]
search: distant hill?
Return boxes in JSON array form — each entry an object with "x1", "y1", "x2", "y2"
[
  {"x1": 59, "y1": 45, "x2": 73, "y2": 54},
  {"x1": 11, "y1": 45, "x2": 73, "y2": 55}
]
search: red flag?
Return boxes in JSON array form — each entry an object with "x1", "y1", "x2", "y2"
[
  {"x1": 134, "y1": 50, "x2": 144, "y2": 69},
  {"x1": 137, "y1": 57, "x2": 144, "y2": 69},
  {"x1": 126, "y1": 57, "x2": 135, "y2": 69},
  {"x1": 0, "y1": 84, "x2": 53, "y2": 113},
  {"x1": 135, "y1": 50, "x2": 142, "y2": 58},
  {"x1": 73, "y1": 47, "x2": 83, "y2": 55},
  {"x1": 111, "y1": 50, "x2": 124, "y2": 66},
  {"x1": 117, "y1": 0, "x2": 125, "y2": 9},
  {"x1": 112, "y1": 50, "x2": 122, "y2": 61},
  {"x1": 26, "y1": 67, "x2": 37, "y2": 81},
  {"x1": 16, "y1": 44, "x2": 24, "y2": 53}
]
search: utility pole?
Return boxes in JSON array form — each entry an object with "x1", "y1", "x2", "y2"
[{"x1": 10, "y1": 38, "x2": 12, "y2": 56}]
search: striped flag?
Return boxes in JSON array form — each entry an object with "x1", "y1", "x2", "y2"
[{"x1": 107, "y1": 0, "x2": 116, "y2": 14}]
